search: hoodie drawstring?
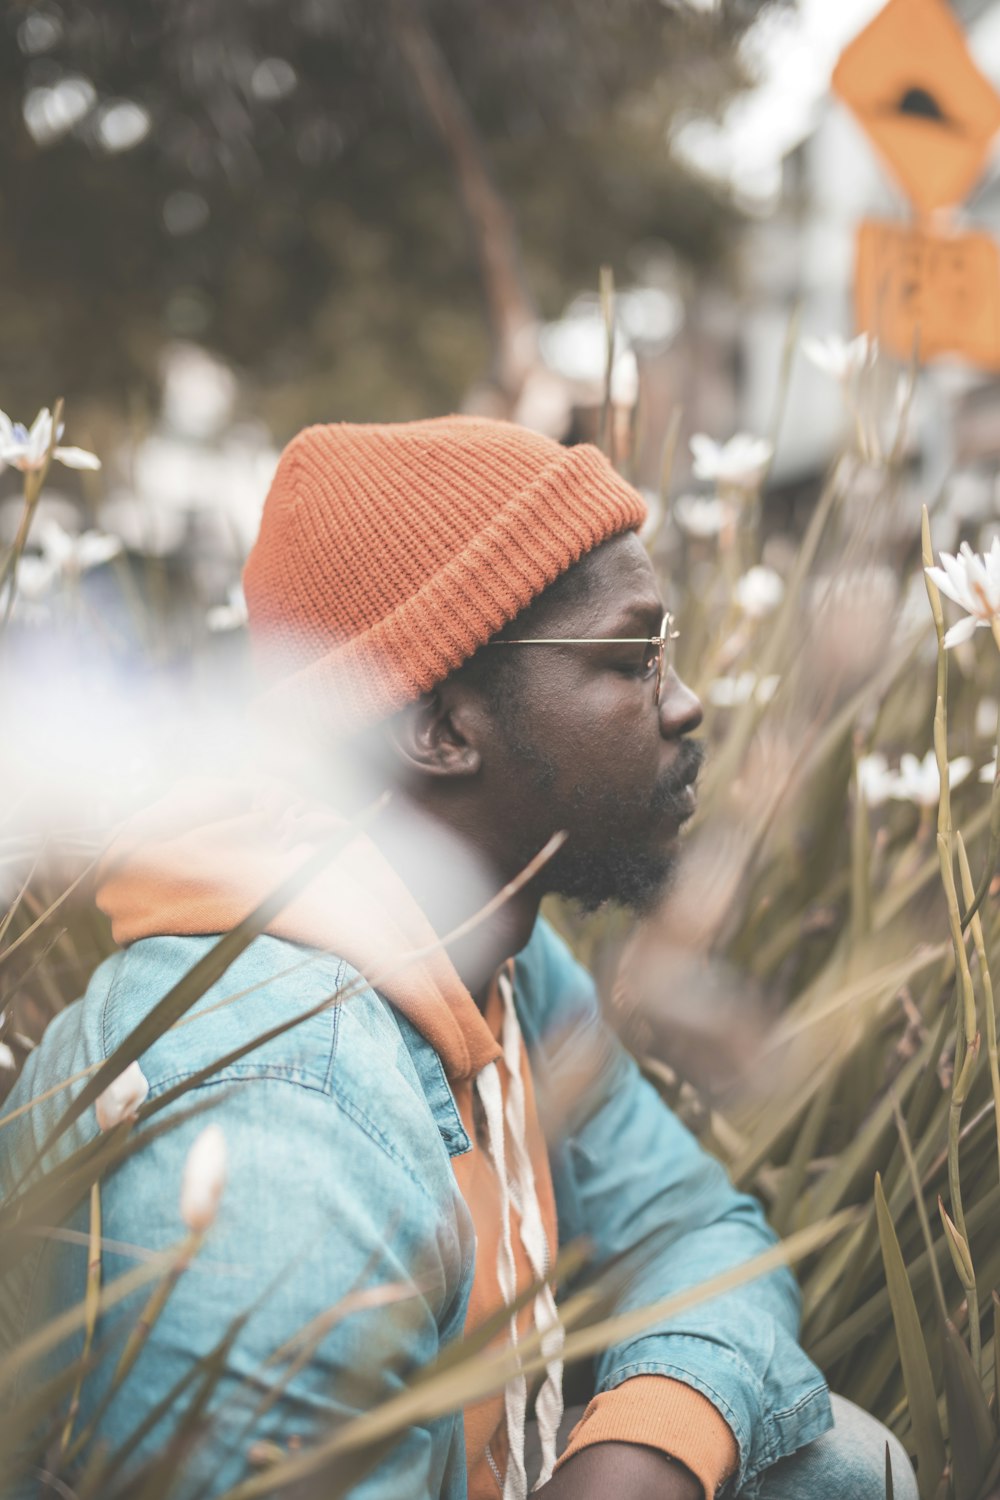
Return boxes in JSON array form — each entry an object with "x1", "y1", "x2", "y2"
[{"x1": 474, "y1": 975, "x2": 564, "y2": 1498}]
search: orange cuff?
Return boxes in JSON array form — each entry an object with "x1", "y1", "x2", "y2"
[{"x1": 554, "y1": 1375, "x2": 739, "y2": 1500}]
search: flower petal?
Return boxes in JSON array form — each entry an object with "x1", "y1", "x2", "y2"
[
  {"x1": 53, "y1": 445, "x2": 101, "y2": 471},
  {"x1": 95, "y1": 1061, "x2": 150, "y2": 1132},
  {"x1": 943, "y1": 616, "x2": 979, "y2": 648},
  {"x1": 180, "y1": 1124, "x2": 228, "y2": 1232},
  {"x1": 689, "y1": 433, "x2": 720, "y2": 479},
  {"x1": 924, "y1": 564, "x2": 964, "y2": 609},
  {"x1": 77, "y1": 532, "x2": 122, "y2": 569},
  {"x1": 801, "y1": 336, "x2": 840, "y2": 376}
]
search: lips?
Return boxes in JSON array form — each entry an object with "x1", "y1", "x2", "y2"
[{"x1": 651, "y1": 739, "x2": 705, "y2": 827}]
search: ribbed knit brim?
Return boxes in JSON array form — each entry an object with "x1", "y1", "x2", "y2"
[{"x1": 243, "y1": 415, "x2": 647, "y2": 735}]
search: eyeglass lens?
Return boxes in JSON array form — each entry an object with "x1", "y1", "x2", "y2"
[{"x1": 654, "y1": 612, "x2": 672, "y2": 706}]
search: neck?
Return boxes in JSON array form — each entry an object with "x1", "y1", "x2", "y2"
[{"x1": 365, "y1": 792, "x2": 542, "y2": 1007}]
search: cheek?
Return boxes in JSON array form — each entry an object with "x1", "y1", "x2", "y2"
[{"x1": 539, "y1": 680, "x2": 660, "y2": 785}]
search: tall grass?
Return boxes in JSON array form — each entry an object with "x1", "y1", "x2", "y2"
[{"x1": 0, "y1": 351, "x2": 999, "y2": 1499}]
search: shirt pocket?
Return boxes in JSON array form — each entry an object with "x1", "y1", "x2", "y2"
[{"x1": 100, "y1": 934, "x2": 344, "y2": 1099}]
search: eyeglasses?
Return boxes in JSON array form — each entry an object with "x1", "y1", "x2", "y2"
[{"x1": 488, "y1": 611, "x2": 679, "y2": 706}]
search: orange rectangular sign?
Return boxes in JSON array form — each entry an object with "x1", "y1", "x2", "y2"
[{"x1": 855, "y1": 219, "x2": 1000, "y2": 370}]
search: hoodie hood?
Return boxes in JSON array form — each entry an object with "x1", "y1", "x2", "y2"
[{"x1": 95, "y1": 776, "x2": 501, "y2": 1081}]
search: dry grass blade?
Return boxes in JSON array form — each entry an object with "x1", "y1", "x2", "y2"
[
  {"x1": 0, "y1": 845, "x2": 109, "y2": 971},
  {"x1": 0, "y1": 1350, "x2": 102, "y2": 1489},
  {"x1": 892, "y1": 1097, "x2": 946, "y2": 1322},
  {"x1": 959, "y1": 758, "x2": 1000, "y2": 934},
  {"x1": 211, "y1": 1211, "x2": 854, "y2": 1500},
  {"x1": 957, "y1": 831, "x2": 1000, "y2": 1193},
  {"x1": 56, "y1": 1180, "x2": 102, "y2": 1459},
  {"x1": 0, "y1": 1241, "x2": 186, "y2": 1394},
  {"x1": 598, "y1": 263, "x2": 615, "y2": 458},
  {"x1": 0, "y1": 1095, "x2": 220, "y2": 1275},
  {"x1": 941, "y1": 1318, "x2": 995, "y2": 1500},
  {"x1": 0, "y1": 844, "x2": 44, "y2": 948},
  {"x1": 27, "y1": 798, "x2": 389, "y2": 1174},
  {"x1": 62, "y1": 1232, "x2": 202, "y2": 1464},
  {"x1": 873, "y1": 1171, "x2": 946, "y2": 1500}
]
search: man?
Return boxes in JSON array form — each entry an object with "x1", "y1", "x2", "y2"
[{"x1": 2, "y1": 417, "x2": 914, "y2": 1499}]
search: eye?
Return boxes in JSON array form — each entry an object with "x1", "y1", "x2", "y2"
[
  {"x1": 641, "y1": 640, "x2": 660, "y2": 675},
  {"x1": 615, "y1": 642, "x2": 657, "y2": 678}
]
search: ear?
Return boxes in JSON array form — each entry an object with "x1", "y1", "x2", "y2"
[{"x1": 387, "y1": 685, "x2": 483, "y2": 780}]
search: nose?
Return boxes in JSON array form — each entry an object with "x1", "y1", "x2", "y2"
[{"x1": 658, "y1": 669, "x2": 703, "y2": 740}]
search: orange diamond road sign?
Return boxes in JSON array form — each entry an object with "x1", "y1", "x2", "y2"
[
  {"x1": 833, "y1": 0, "x2": 1000, "y2": 216},
  {"x1": 855, "y1": 218, "x2": 1000, "y2": 369}
]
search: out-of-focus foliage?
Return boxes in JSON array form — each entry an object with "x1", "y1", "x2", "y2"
[
  {"x1": 1, "y1": 332, "x2": 1000, "y2": 1496},
  {"x1": 0, "y1": 0, "x2": 768, "y2": 422}
]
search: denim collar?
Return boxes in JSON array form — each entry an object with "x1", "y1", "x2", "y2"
[{"x1": 388, "y1": 1007, "x2": 472, "y2": 1157}]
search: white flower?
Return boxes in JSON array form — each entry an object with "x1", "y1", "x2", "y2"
[
  {"x1": 690, "y1": 433, "x2": 773, "y2": 492},
  {"x1": 36, "y1": 517, "x2": 122, "y2": 577},
  {"x1": 888, "y1": 751, "x2": 973, "y2": 808},
  {"x1": 0, "y1": 408, "x2": 101, "y2": 473},
  {"x1": 857, "y1": 752, "x2": 895, "y2": 808},
  {"x1": 975, "y1": 697, "x2": 998, "y2": 740},
  {"x1": 95, "y1": 1060, "x2": 149, "y2": 1131},
  {"x1": 180, "y1": 1124, "x2": 227, "y2": 1232},
  {"x1": 707, "y1": 672, "x2": 779, "y2": 707},
  {"x1": 925, "y1": 537, "x2": 1000, "y2": 648},
  {"x1": 982, "y1": 759, "x2": 998, "y2": 784},
  {"x1": 801, "y1": 332, "x2": 876, "y2": 385},
  {"x1": 735, "y1": 565, "x2": 784, "y2": 619},
  {"x1": 206, "y1": 582, "x2": 248, "y2": 632},
  {"x1": 673, "y1": 494, "x2": 734, "y2": 538},
  {"x1": 10, "y1": 554, "x2": 57, "y2": 600}
]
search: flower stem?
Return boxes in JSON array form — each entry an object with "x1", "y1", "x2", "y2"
[
  {"x1": 924, "y1": 513, "x2": 983, "y2": 1367},
  {"x1": 0, "y1": 397, "x2": 64, "y2": 629},
  {"x1": 957, "y1": 832, "x2": 1000, "y2": 1198},
  {"x1": 64, "y1": 1230, "x2": 202, "y2": 1464}
]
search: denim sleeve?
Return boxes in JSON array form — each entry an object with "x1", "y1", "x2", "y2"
[
  {"x1": 517, "y1": 920, "x2": 832, "y2": 1493},
  {"x1": 4, "y1": 939, "x2": 469, "y2": 1500}
]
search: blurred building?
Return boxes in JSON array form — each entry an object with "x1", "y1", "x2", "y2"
[{"x1": 666, "y1": 0, "x2": 1000, "y2": 540}]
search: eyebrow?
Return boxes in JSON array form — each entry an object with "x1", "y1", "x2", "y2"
[{"x1": 595, "y1": 602, "x2": 665, "y2": 637}]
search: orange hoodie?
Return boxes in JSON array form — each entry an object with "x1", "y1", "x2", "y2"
[{"x1": 96, "y1": 777, "x2": 736, "y2": 1499}]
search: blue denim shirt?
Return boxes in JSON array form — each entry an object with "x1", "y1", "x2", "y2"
[{"x1": 1, "y1": 918, "x2": 831, "y2": 1498}]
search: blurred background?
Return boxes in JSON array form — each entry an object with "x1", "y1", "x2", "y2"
[{"x1": 5, "y1": 0, "x2": 1000, "y2": 638}]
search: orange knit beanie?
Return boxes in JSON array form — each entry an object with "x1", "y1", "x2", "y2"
[{"x1": 243, "y1": 414, "x2": 647, "y2": 734}]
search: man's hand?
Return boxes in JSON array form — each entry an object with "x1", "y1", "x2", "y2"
[{"x1": 532, "y1": 1441, "x2": 703, "y2": 1500}]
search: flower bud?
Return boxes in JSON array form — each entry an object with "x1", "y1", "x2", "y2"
[
  {"x1": 180, "y1": 1124, "x2": 227, "y2": 1232},
  {"x1": 95, "y1": 1061, "x2": 149, "y2": 1132},
  {"x1": 938, "y1": 1197, "x2": 976, "y2": 1291}
]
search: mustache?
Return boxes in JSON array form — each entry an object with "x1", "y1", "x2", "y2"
[{"x1": 651, "y1": 737, "x2": 706, "y2": 815}]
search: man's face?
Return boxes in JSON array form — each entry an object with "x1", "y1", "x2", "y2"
[{"x1": 481, "y1": 533, "x2": 704, "y2": 914}]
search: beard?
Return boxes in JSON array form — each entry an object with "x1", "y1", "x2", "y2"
[{"x1": 508, "y1": 736, "x2": 706, "y2": 916}]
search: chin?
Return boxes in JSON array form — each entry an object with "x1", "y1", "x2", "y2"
[{"x1": 552, "y1": 844, "x2": 679, "y2": 917}]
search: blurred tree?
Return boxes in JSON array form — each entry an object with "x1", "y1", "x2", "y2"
[{"x1": 0, "y1": 0, "x2": 775, "y2": 428}]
